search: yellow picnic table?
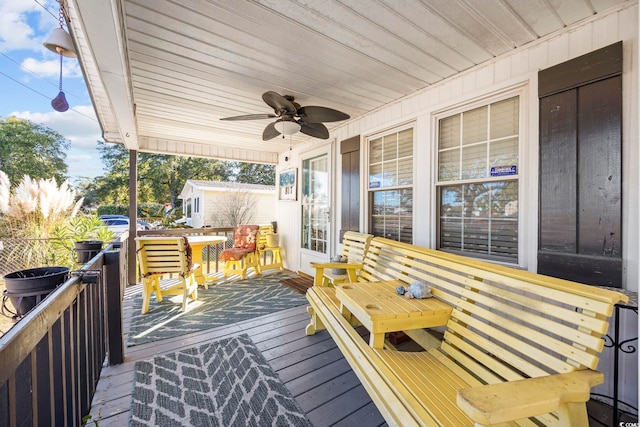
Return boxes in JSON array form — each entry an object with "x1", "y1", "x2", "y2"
[{"x1": 186, "y1": 235, "x2": 227, "y2": 287}]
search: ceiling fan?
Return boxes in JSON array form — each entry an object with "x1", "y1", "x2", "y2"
[{"x1": 220, "y1": 91, "x2": 350, "y2": 141}]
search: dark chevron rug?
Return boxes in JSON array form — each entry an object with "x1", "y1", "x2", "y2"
[
  {"x1": 129, "y1": 334, "x2": 312, "y2": 427},
  {"x1": 127, "y1": 272, "x2": 308, "y2": 347}
]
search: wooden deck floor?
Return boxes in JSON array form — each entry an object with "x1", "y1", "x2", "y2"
[
  {"x1": 89, "y1": 283, "x2": 386, "y2": 427},
  {"x1": 88, "y1": 279, "x2": 622, "y2": 427}
]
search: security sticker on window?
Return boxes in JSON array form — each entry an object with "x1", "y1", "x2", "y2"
[{"x1": 490, "y1": 165, "x2": 517, "y2": 177}]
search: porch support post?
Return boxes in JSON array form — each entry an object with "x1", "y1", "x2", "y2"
[{"x1": 128, "y1": 150, "x2": 138, "y2": 285}]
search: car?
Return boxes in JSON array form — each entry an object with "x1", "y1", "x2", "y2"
[
  {"x1": 99, "y1": 214, "x2": 128, "y2": 220},
  {"x1": 100, "y1": 217, "x2": 131, "y2": 234}
]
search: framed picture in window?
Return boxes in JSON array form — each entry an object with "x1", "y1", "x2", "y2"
[{"x1": 279, "y1": 169, "x2": 297, "y2": 201}]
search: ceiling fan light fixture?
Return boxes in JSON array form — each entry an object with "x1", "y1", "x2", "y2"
[{"x1": 278, "y1": 120, "x2": 301, "y2": 136}]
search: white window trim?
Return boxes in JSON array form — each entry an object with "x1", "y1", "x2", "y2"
[
  {"x1": 432, "y1": 86, "x2": 528, "y2": 267},
  {"x1": 364, "y1": 121, "x2": 416, "y2": 243}
]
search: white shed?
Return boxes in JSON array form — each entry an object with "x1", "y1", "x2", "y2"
[{"x1": 179, "y1": 180, "x2": 276, "y2": 228}]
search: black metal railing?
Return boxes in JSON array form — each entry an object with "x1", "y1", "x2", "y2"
[
  {"x1": 0, "y1": 238, "x2": 127, "y2": 427},
  {"x1": 591, "y1": 289, "x2": 639, "y2": 426}
]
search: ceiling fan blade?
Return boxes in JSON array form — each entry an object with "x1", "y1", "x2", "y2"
[
  {"x1": 298, "y1": 106, "x2": 350, "y2": 123},
  {"x1": 300, "y1": 121, "x2": 329, "y2": 139},
  {"x1": 262, "y1": 91, "x2": 297, "y2": 115},
  {"x1": 262, "y1": 121, "x2": 281, "y2": 141},
  {"x1": 220, "y1": 113, "x2": 277, "y2": 121}
]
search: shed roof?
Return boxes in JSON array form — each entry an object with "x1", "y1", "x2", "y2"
[{"x1": 180, "y1": 180, "x2": 276, "y2": 198}]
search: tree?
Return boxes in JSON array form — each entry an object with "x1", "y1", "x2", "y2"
[
  {"x1": 93, "y1": 141, "x2": 135, "y2": 205},
  {"x1": 142, "y1": 154, "x2": 230, "y2": 206},
  {"x1": 0, "y1": 117, "x2": 69, "y2": 185},
  {"x1": 208, "y1": 191, "x2": 257, "y2": 227},
  {"x1": 233, "y1": 162, "x2": 275, "y2": 185},
  {"x1": 93, "y1": 143, "x2": 234, "y2": 206}
]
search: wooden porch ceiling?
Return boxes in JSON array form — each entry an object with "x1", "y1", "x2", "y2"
[{"x1": 65, "y1": 0, "x2": 629, "y2": 164}]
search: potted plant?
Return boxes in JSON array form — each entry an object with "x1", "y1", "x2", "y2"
[
  {"x1": 3, "y1": 266, "x2": 70, "y2": 316},
  {"x1": 52, "y1": 215, "x2": 115, "y2": 265}
]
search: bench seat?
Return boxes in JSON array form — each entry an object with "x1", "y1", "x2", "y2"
[{"x1": 306, "y1": 237, "x2": 628, "y2": 427}]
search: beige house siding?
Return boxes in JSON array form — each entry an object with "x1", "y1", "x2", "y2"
[{"x1": 179, "y1": 181, "x2": 276, "y2": 229}]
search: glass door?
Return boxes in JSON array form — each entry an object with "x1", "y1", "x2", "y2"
[{"x1": 301, "y1": 153, "x2": 330, "y2": 255}]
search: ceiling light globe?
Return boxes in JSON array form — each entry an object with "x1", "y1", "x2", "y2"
[{"x1": 279, "y1": 120, "x2": 301, "y2": 135}]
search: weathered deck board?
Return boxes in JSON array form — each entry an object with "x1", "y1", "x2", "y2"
[{"x1": 89, "y1": 297, "x2": 385, "y2": 426}]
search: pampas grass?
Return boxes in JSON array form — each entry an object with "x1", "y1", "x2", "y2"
[{"x1": 0, "y1": 172, "x2": 86, "y2": 270}]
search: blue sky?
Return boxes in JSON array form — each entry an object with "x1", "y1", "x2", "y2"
[{"x1": 0, "y1": 0, "x2": 106, "y2": 181}]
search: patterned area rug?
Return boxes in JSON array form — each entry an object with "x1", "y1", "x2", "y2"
[
  {"x1": 130, "y1": 334, "x2": 312, "y2": 427},
  {"x1": 127, "y1": 272, "x2": 308, "y2": 347}
]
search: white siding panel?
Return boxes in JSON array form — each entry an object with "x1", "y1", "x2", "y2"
[
  {"x1": 494, "y1": 56, "x2": 512, "y2": 83},
  {"x1": 546, "y1": 34, "x2": 570, "y2": 69},
  {"x1": 568, "y1": 25, "x2": 594, "y2": 59},
  {"x1": 475, "y1": 65, "x2": 494, "y2": 91},
  {"x1": 510, "y1": 50, "x2": 530, "y2": 78},
  {"x1": 280, "y1": 3, "x2": 637, "y2": 290},
  {"x1": 461, "y1": 71, "x2": 477, "y2": 95}
]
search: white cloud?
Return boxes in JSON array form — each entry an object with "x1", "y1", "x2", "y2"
[
  {"x1": 0, "y1": 1, "x2": 58, "y2": 53},
  {"x1": 21, "y1": 57, "x2": 82, "y2": 79}
]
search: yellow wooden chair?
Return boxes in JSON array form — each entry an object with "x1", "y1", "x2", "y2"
[
  {"x1": 135, "y1": 236, "x2": 199, "y2": 314},
  {"x1": 257, "y1": 224, "x2": 284, "y2": 272},
  {"x1": 220, "y1": 224, "x2": 261, "y2": 280}
]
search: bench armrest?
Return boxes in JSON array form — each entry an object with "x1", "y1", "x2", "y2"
[
  {"x1": 309, "y1": 262, "x2": 363, "y2": 286},
  {"x1": 456, "y1": 370, "x2": 603, "y2": 426}
]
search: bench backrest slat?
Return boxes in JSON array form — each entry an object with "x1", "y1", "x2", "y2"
[
  {"x1": 341, "y1": 231, "x2": 373, "y2": 265},
  {"x1": 359, "y1": 236, "x2": 628, "y2": 384}
]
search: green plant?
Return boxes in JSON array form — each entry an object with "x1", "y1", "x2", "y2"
[
  {"x1": 0, "y1": 171, "x2": 113, "y2": 269},
  {"x1": 50, "y1": 215, "x2": 114, "y2": 266}
]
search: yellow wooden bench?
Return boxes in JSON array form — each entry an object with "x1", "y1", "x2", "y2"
[
  {"x1": 313, "y1": 231, "x2": 373, "y2": 286},
  {"x1": 306, "y1": 237, "x2": 628, "y2": 427}
]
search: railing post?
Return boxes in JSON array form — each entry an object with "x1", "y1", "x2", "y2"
[{"x1": 104, "y1": 250, "x2": 124, "y2": 365}]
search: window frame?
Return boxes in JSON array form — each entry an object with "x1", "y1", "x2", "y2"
[
  {"x1": 434, "y1": 91, "x2": 524, "y2": 264},
  {"x1": 193, "y1": 196, "x2": 200, "y2": 214},
  {"x1": 365, "y1": 123, "x2": 415, "y2": 244}
]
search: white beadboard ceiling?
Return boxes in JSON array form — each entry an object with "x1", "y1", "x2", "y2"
[{"x1": 65, "y1": 0, "x2": 628, "y2": 164}]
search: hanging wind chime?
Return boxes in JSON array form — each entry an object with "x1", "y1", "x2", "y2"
[{"x1": 43, "y1": 2, "x2": 76, "y2": 112}]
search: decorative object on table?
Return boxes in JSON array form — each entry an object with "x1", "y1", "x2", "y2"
[
  {"x1": 278, "y1": 168, "x2": 297, "y2": 201},
  {"x1": 395, "y1": 281, "x2": 433, "y2": 299},
  {"x1": 330, "y1": 254, "x2": 348, "y2": 275},
  {"x1": 257, "y1": 224, "x2": 283, "y2": 272},
  {"x1": 130, "y1": 334, "x2": 313, "y2": 427},
  {"x1": 220, "y1": 224, "x2": 261, "y2": 279},
  {"x1": 2, "y1": 266, "x2": 69, "y2": 317}
]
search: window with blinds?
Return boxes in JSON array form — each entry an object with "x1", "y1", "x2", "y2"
[
  {"x1": 437, "y1": 97, "x2": 519, "y2": 262},
  {"x1": 368, "y1": 127, "x2": 413, "y2": 243}
]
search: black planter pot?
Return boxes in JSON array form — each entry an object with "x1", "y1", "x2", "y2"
[
  {"x1": 73, "y1": 240, "x2": 103, "y2": 264},
  {"x1": 3, "y1": 266, "x2": 69, "y2": 316}
]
